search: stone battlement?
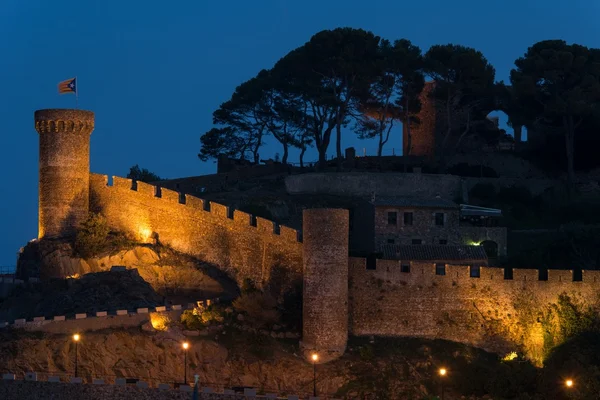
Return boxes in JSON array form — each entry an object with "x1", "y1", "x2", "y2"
[{"x1": 88, "y1": 174, "x2": 303, "y2": 289}]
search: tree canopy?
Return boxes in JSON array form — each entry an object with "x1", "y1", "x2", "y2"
[
  {"x1": 126, "y1": 165, "x2": 162, "y2": 183},
  {"x1": 510, "y1": 40, "x2": 600, "y2": 187},
  {"x1": 198, "y1": 29, "x2": 600, "y2": 177}
]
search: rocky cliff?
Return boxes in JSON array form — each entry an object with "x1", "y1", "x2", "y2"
[
  {"x1": 0, "y1": 326, "x2": 515, "y2": 399},
  {"x1": 17, "y1": 241, "x2": 238, "y2": 301}
]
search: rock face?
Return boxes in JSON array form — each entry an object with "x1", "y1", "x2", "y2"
[
  {"x1": 17, "y1": 241, "x2": 236, "y2": 300},
  {"x1": 0, "y1": 269, "x2": 163, "y2": 322}
]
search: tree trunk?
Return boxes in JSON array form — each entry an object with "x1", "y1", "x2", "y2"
[
  {"x1": 564, "y1": 115, "x2": 576, "y2": 195},
  {"x1": 299, "y1": 147, "x2": 306, "y2": 168},
  {"x1": 403, "y1": 96, "x2": 412, "y2": 173},
  {"x1": 335, "y1": 114, "x2": 343, "y2": 172},
  {"x1": 281, "y1": 142, "x2": 289, "y2": 164}
]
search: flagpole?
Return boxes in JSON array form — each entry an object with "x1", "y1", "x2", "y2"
[{"x1": 75, "y1": 76, "x2": 78, "y2": 109}]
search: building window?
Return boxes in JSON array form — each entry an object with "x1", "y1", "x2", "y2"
[
  {"x1": 470, "y1": 265, "x2": 480, "y2": 278},
  {"x1": 412, "y1": 239, "x2": 422, "y2": 245},
  {"x1": 403, "y1": 212, "x2": 413, "y2": 226},
  {"x1": 387, "y1": 211, "x2": 397, "y2": 226},
  {"x1": 435, "y1": 212, "x2": 445, "y2": 226},
  {"x1": 439, "y1": 239, "x2": 448, "y2": 245},
  {"x1": 387, "y1": 238, "x2": 395, "y2": 244},
  {"x1": 401, "y1": 263, "x2": 410, "y2": 273},
  {"x1": 436, "y1": 263, "x2": 446, "y2": 276}
]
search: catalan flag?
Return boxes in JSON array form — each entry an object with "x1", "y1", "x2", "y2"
[{"x1": 58, "y1": 77, "x2": 76, "y2": 94}]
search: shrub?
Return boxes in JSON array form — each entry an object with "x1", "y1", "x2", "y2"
[
  {"x1": 74, "y1": 213, "x2": 110, "y2": 257},
  {"x1": 180, "y1": 309, "x2": 204, "y2": 330},
  {"x1": 150, "y1": 312, "x2": 171, "y2": 331},
  {"x1": 233, "y1": 291, "x2": 280, "y2": 328},
  {"x1": 199, "y1": 306, "x2": 225, "y2": 324}
]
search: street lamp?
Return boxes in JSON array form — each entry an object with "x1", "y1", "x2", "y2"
[
  {"x1": 566, "y1": 379, "x2": 574, "y2": 388},
  {"x1": 312, "y1": 353, "x2": 318, "y2": 397},
  {"x1": 182, "y1": 342, "x2": 190, "y2": 385},
  {"x1": 438, "y1": 367, "x2": 447, "y2": 400},
  {"x1": 72, "y1": 334, "x2": 81, "y2": 378}
]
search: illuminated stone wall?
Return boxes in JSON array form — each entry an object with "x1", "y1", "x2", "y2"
[
  {"x1": 35, "y1": 109, "x2": 95, "y2": 238},
  {"x1": 348, "y1": 257, "x2": 600, "y2": 364},
  {"x1": 89, "y1": 174, "x2": 303, "y2": 290},
  {"x1": 301, "y1": 209, "x2": 349, "y2": 362}
]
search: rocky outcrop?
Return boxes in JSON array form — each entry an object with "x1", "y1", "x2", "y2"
[
  {"x1": 0, "y1": 269, "x2": 163, "y2": 322},
  {"x1": 17, "y1": 241, "x2": 237, "y2": 300}
]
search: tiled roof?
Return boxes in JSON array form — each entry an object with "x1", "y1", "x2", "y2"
[
  {"x1": 372, "y1": 196, "x2": 458, "y2": 209},
  {"x1": 381, "y1": 244, "x2": 488, "y2": 261}
]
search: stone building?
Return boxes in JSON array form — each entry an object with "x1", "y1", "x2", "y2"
[{"x1": 369, "y1": 195, "x2": 506, "y2": 259}]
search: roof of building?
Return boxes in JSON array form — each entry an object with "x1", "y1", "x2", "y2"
[
  {"x1": 381, "y1": 244, "x2": 488, "y2": 261},
  {"x1": 372, "y1": 196, "x2": 458, "y2": 209},
  {"x1": 460, "y1": 204, "x2": 503, "y2": 217}
]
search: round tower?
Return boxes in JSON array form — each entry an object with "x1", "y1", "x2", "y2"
[
  {"x1": 34, "y1": 109, "x2": 95, "y2": 238},
  {"x1": 301, "y1": 208, "x2": 349, "y2": 362}
]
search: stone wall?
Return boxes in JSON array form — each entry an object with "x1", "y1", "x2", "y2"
[
  {"x1": 285, "y1": 172, "x2": 462, "y2": 200},
  {"x1": 348, "y1": 257, "x2": 600, "y2": 364},
  {"x1": 35, "y1": 109, "x2": 95, "y2": 239},
  {"x1": 403, "y1": 81, "x2": 437, "y2": 158},
  {"x1": 301, "y1": 209, "x2": 349, "y2": 362},
  {"x1": 0, "y1": 380, "x2": 313, "y2": 400},
  {"x1": 374, "y1": 206, "x2": 460, "y2": 247},
  {"x1": 89, "y1": 174, "x2": 303, "y2": 290}
]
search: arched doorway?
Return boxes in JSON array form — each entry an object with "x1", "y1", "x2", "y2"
[{"x1": 481, "y1": 240, "x2": 498, "y2": 259}]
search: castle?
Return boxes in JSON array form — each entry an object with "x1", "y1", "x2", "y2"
[{"x1": 32, "y1": 108, "x2": 600, "y2": 364}]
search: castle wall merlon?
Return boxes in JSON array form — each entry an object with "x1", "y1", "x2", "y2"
[
  {"x1": 184, "y1": 195, "x2": 205, "y2": 211},
  {"x1": 479, "y1": 266, "x2": 503, "y2": 280},
  {"x1": 233, "y1": 209, "x2": 252, "y2": 225},
  {"x1": 547, "y1": 269, "x2": 573, "y2": 283},
  {"x1": 582, "y1": 270, "x2": 600, "y2": 283},
  {"x1": 112, "y1": 176, "x2": 134, "y2": 191},
  {"x1": 513, "y1": 269, "x2": 539, "y2": 282},
  {"x1": 209, "y1": 202, "x2": 228, "y2": 219},
  {"x1": 445, "y1": 264, "x2": 470, "y2": 280},
  {"x1": 280, "y1": 226, "x2": 299, "y2": 242},
  {"x1": 134, "y1": 180, "x2": 156, "y2": 197},
  {"x1": 160, "y1": 187, "x2": 180, "y2": 204},
  {"x1": 90, "y1": 173, "x2": 109, "y2": 187},
  {"x1": 256, "y1": 217, "x2": 275, "y2": 234}
]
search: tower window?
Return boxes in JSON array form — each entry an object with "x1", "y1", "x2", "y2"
[
  {"x1": 401, "y1": 263, "x2": 410, "y2": 273},
  {"x1": 387, "y1": 212, "x2": 397, "y2": 226},
  {"x1": 387, "y1": 238, "x2": 395, "y2": 244},
  {"x1": 412, "y1": 239, "x2": 422, "y2": 245},
  {"x1": 439, "y1": 239, "x2": 448, "y2": 245}
]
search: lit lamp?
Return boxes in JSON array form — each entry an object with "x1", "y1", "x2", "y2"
[
  {"x1": 566, "y1": 379, "x2": 574, "y2": 388},
  {"x1": 72, "y1": 334, "x2": 81, "y2": 378},
  {"x1": 312, "y1": 353, "x2": 319, "y2": 397},
  {"x1": 439, "y1": 367, "x2": 447, "y2": 400},
  {"x1": 182, "y1": 342, "x2": 190, "y2": 385}
]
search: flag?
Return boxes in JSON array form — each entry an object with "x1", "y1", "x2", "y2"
[{"x1": 58, "y1": 78, "x2": 76, "y2": 94}]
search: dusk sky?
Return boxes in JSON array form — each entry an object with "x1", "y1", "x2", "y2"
[{"x1": 0, "y1": 0, "x2": 598, "y2": 266}]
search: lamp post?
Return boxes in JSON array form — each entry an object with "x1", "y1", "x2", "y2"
[
  {"x1": 438, "y1": 367, "x2": 447, "y2": 400},
  {"x1": 312, "y1": 353, "x2": 318, "y2": 397},
  {"x1": 182, "y1": 342, "x2": 189, "y2": 385},
  {"x1": 72, "y1": 334, "x2": 81, "y2": 378}
]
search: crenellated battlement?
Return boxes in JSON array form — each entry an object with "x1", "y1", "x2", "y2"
[
  {"x1": 89, "y1": 173, "x2": 301, "y2": 243},
  {"x1": 34, "y1": 109, "x2": 94, "y2": 135},
  {"x1": 349, "y1": 257, "x2": 600, "y2": 285},
  {"x1": 87, "y1": 173, "x2": 303, "y2": 289}
]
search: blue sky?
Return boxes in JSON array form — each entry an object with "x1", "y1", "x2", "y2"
[{"x1": 0, "y1": 0, "x2": 598, "y2": 266}]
